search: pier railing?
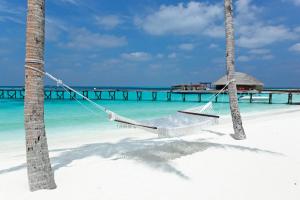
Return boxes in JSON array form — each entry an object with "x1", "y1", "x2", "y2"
[{"x1": 0, "y1": 87, "x2": 300, "y2": 104}]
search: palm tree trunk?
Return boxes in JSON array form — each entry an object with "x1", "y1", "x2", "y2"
[
  {"x1": 24, "y1": 0, "x2": 56, "y2": 191},
  {"x1": 224, "y1": 0, "x2": 246, "y2": 140}
]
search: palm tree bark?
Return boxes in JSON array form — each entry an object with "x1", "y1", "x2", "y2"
[
  {"x1": 224, "y1": 0, "x2": 246, "y2": 140},
  {"x1": 24, "y1": 0, "x2": 56, "y2": 191}
]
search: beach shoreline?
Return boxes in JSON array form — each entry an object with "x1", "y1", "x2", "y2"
[
  {"x1": 0, "y1": 105, "x2": 295, "y2": 155},
  {"x1": 0, "y1": 106, "x2": 300, "y2": 199}
]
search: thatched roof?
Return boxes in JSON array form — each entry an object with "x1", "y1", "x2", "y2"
[{"x1": 213, "y1": 72, "x2": 264, "y2": 86}]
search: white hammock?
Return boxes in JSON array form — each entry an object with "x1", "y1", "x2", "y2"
[
  {"x1": 106, "y1": 102, "x2": 219, "y2": 137},
  {"x1": 25, "y1": 63, "x2": 229, "y2": 137}
]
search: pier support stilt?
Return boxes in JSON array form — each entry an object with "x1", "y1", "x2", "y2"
[
  {"x1": 122, "y1": 91, "x2": 128, "y2": 100},
  {"x1": 0, "y1": 90, "x2": 4, "y2": 99},
  {"x1": 7, "y1": 90, "x2": 17, "y2": 99},
  {"x1": 82, "y1": 91, "x2": 89, "y2": 100},
  {"x1": 269, "y1": 93, "x2": 272, "y2": 104},
  {"x1": 20, "y1": 90, "x2": 25, "y2": 99},
  {"x1": 288, "y1": 93, "x2": 293, "y2": 104},
  {"x1": 182, "y1": 94, "x2": 186, "y2": 102},
  {"x1": 109, "y1": 91, "x2": 116, "y2": 100},
  {"x1": 69, "y1": 91, "x2": 76, "y2": 100},
  {"x1": 198, "y1": 94, "x2": 202, "y2": 102},
  {"x1": 57, "y1": 91, "x2": 65, "y2": 100},
  {"x1": 45, "y1": 91, "x2": 52, "y2": 99},
  {"x1": 167, "y1": 92, "x2": 172, "y2": 101},
  {"x1": 152, "y1": 91, "x2": 157, "y2": 101},
  {"x1": 137, "y1": 91, "x2": 142, "y2": 101},
  {"x1": 94, "y1": 91, "x2": 102, "y2": 100}
]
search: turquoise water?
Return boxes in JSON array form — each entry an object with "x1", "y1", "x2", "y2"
[{"x1": 1, "y1": 91, "x2": 299, "y2": 142}]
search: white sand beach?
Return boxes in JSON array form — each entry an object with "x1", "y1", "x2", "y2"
[{"x1": 0, "y1": 107, "x2": 300, "y2": 200}]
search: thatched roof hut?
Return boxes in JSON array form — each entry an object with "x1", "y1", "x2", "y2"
[{"x1": 213, "y1": 72, "x2": 264, "y2": 91}]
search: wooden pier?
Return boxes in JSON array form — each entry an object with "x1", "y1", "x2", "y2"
[{"x1": 0, "y1": 87, "x2": 300, "y2": 104}]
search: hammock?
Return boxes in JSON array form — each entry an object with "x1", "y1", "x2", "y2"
[
  {"x1": 25, "y1": 62, "x2": 230, "y2": 137},
  {"x1": 106, "y1": 101, "x2": 219, "y2": 137}
]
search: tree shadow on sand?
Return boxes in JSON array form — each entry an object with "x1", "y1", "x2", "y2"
[{"x1": 0, "y1": 134, "x2": 283, "y2": 179}]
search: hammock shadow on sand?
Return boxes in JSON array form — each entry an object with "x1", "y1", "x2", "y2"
[{"x1": 0, "y1": 136, "x2": 283, "y2": 179}]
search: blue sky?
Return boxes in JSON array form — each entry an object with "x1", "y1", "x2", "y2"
[{"x1": 0, "y1": 0, "x2": 300, "y2": 87}]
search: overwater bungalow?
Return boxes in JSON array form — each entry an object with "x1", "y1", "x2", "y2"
[
  {"x1": 213, "y1": 72, "x2": 264, "y2": 91},
  {"x1": 171, "y1": 82, "x2": 212, "y2": 91}
]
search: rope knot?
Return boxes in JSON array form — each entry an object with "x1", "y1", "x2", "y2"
[{"x1": 56, "y1": 79, "x2": 63, "y2": 86}]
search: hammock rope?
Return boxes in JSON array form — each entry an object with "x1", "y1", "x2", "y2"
[
  {"x1": 61, "y1": 85, "x2": 102, "y2": 116},
  {"x1": 25, "y1": 61, "x2": 233, "y2": 137},
  {"x1": 25, "y1": 63, "x2": 108, "y2": 113}
]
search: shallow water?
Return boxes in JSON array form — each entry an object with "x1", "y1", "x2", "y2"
[{"x1": 1, "y1": 91, "x2": 299, "y2": 142}]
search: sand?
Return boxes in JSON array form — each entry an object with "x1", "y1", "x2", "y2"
[{"x1": 0, "y1": 107, "x2": 300, "y2": 200}]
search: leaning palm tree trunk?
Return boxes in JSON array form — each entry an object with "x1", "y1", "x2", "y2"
[
  {"x1": 24, "y1": 0, "x2": 56, "y2": 191},
  {"x1": 224, "y1": 0, "x2": 246, "y2": 140}
]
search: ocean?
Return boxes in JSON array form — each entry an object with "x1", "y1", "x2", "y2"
[{"x1": 0, "y1": 89, "x2": 299, "y2": 143}]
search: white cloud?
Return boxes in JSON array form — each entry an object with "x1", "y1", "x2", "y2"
[
  {"x1": 95, "y1": 15, "x2": 122, "y2": 29},
  {"x1": 261, "y1": 54, "x2": 274, "y2": 60},
  {"x1": 149, "y1": 63, "x2": 162, "y2": 69},
  {"x1": 248, "y1": 49, "x2": 270, "y2": 55},
  {"x1": 156, "y1": 53, "x2": 164, "y2": 58},
  {"x1": 46, "y1": 17, "x2": 68, "y2": 41},
  {"x1": 289, "y1": 43, "x2": 300, "y2": 52},
  {"x1": 58, "y1": 0, "x2": 80, "y2": 5},
  {"x1": 136, "y1": 1, "x2": 223, "y2": 37},
  {"x1": 121, "y1": 52, "x2": 152, "y2": 61},
  {"x1": 237, "y1": 48, "x2": 274, "y2": 62},
  {"x1": 209, "y1": 43, "x2": 219, "y2": 49},
  {"x1": 0, "y1": 0, "x2": 24, "y2": 24},
  {"x1": 237, "y1": 55, "x2": 251, "y2": 62},
  {"x1": 237, "y1": 25, "x2": 296, "y2": 49},
  {"x1": 289, "y1": 0, "x2": 300, "y2": 6},
  {"x1": 168, "y1": 52, "x2": 177, "y2": 59},
  {"x1": 236, "y1": 0, "x2": 297, "y2": 49},
  {"x1": 0, "y1": 16, "x2": 23, "y2": 24},
  {"x1": 235, "y1": 0, "x2": 262, "y2": 24},
  {"x1": 178, "y1": 43, "x2": 195, "y2": 51},
  {"x1": 136, "y1": 0, "x2": 298, "y2": 50},
  {"x1": 295, "y1": 26, "x2": 300, "y2": 33},
  {"x1": 295, "y1": 0, "x2": 300, "y2": 5},
  {"x1": 64, "y1": 28, "x2": 127, "y2": 49},
  {"x1": 0, "y1": 1, "x2": 23, "y2": 15}
]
